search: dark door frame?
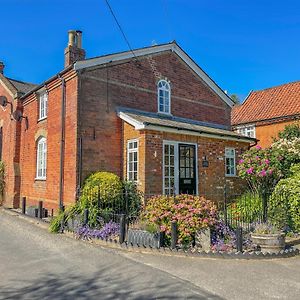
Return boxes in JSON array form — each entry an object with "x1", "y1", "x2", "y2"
[{"x1": 178, "y1": 143, "x2": 196, "y2": 194}]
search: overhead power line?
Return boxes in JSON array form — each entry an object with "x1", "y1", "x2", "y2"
[{"x1": 103, "y1": 0, "x2": 138, "y2": 61}]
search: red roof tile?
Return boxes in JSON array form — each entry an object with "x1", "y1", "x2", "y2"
[{"x1": 231, "y1": 81, "x2": 300, "y2": 125}]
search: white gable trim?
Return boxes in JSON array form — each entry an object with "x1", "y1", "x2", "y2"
[
  {"x1": 74, "y1": 43, "x2": 234, "y2": 107},
  {"x1": 118, "y1": 111, "x2": 145, "y2": 130}
]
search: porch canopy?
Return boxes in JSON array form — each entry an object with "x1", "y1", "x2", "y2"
[{"x1": 117, "y1": 107, "x2": 256, "y2": 143}]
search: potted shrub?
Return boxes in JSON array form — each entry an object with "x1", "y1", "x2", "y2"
[{"x1": 251, "y1": 223, "x2": 285, "y2": 253}]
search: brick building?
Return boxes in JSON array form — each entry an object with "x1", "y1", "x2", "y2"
[
  {"x1": 0, "y1": 30, "x2": 255, "y2": 211},
  {"x1": 232, "y1": 81, "x2": 300, "y2": 148}
]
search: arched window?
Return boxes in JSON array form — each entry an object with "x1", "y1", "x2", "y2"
[
  {"x1": 157, "y1": 80, "x2": 171, "y2": 114},
  {"x1": 36, "y1": 137, "x2": 47, "y2": 179}
]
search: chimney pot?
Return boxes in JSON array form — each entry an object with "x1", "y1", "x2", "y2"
[
  {"x1": 64, "y1": 30, "x2": 86, "y2": 68},
  {"x1": 0, "y1": 62, "x2": 4, "y2": 74},
  {"x1": 68, "y1": 30, "x2": 76, "y2": 47},
  {"x1": 76, "y1": 30, "x2": 83, "y2": 49}
]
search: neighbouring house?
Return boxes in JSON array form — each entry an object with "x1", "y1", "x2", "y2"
[
  {"x1": 0, "y1": 30, "x2": 255, "y2": 211},
  {"x1": 232, "y1": 81, "x2": 300, "y2": 148}
]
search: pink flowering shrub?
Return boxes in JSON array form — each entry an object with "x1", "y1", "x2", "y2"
[
  {"x1": 142, "y1": 194, "x2": 217, "y2": 245},
  {"x1": 237, "y1": 146, "x2": 281, "y2": 194}
]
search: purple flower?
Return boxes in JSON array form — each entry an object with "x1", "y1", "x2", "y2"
[
  {"x1": 259, "y1": 169, "x2": 267, "y2": 177},
  {"x1": 265, "y1": 159, "x2": 270, "y2": 165},
  {"x1": 76, "y1": 221, "x2": 120, "y2": 240},
  {"x1": 255, "y1": 145, "x2": 262, "y2": 150},
  {"x1": 246, "y1": 167, "x2": 254, "y2": 174},
  {"x1": 239, "y1": 159, "x2": 244, "y2": 164}
]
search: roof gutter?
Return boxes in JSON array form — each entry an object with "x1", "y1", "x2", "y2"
[
  {"x1": 232, "y1": 113, "x2": 300, "y2": 128},
  {"x1": 141, "y1": 123, "x2": 257, "y2": 143},
  {"x1": 20, "y1": 65, "x2": 74, "y2": 100}
]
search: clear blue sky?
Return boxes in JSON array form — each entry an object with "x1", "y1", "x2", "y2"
[{"x1": 1, "y1": 0, "x2": 299, "y2": 100}]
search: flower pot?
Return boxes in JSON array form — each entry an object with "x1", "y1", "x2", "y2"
[{"x1": 251, "y1": 233, "x2": 285, "y2": 253}]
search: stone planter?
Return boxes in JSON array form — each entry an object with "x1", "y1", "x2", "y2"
[{"x1": 251, "y1": 232, "x2": 285, "y2": 253}]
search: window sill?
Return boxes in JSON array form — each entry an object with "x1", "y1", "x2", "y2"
[
  {"x1": 158, "y1": 111, "x2": 172, "y2": 117},
  {"x1": 225, "y1": 174, "x2": 237, "y2": 178},
  {"x1": 35, "y1": 177, "x2": 46, "y2": 181},
  {"x1": 38, "y1": 117, "x2": 47, "y2": 123}
]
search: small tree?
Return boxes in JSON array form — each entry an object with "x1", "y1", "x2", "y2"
[
  {"x1": 278, "y1": 123, "x2": 300, "y2": 140},
  {"x1": 271, "y1": 123, "x2": 300, "y2": 178},
  {"x1": 237, "y1": 145, "x2": 281, "y2": 195},
  {"x1": 230, "y1": 94, "x2": 240, "y2": 105}
]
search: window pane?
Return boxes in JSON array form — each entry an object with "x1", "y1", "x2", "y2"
[
  {"x1": 169, "y1": 146, "x2": 174, "y2": 155},
  {"x1": 164, "y1": 145, "x2": 169, "y2": 155},
  {"x1": 165, "y1": 167, "x2": 169, "y2": 176},
  {"x1": 127, "y1": 140, "x2": 138, "y2": 182},
  {"x1": 165, "y1": 178, "x2": 169, "y2": 188},
  {"x1": 170, "y1": 167, "x2": 174, "y2": 176}
]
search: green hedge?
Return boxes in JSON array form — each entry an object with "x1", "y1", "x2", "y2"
[{"x1": 268, "y1": 164, "x2": 300, "y2": 232}]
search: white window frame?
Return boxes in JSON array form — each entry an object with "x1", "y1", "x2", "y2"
[
  {"x1": 38, "y1": 92, "x2": 48, "y2": 121},
  {"x1": 36, "y1": 137, "x2": 47, "y2": 180},
  {"x1": 157, "y1": 80, "x2": 171, "y2": 115},
  {"x1": 236, "y1": 124, "x2": 256, "y2": 138},
  {"x1": 162, "y1": 140, "x2": 198, "y2": 195},
  {"x1": 127, "y1": 139, "x2": 139, "y2": 182},
  {"x1": 225, "y1": 147, "x2": 236, "y2": 177}
]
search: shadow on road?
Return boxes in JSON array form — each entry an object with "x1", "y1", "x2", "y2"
[{"x1": 0, "y1": 268, "x2": 222, "y2": 300}]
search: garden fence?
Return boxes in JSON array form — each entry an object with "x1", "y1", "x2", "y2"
[{"x1": 64, "y1": 184, "x2": 284, "y2": 251}]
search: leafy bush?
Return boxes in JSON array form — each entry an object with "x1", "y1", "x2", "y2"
[
  {"x1": 142, "y1": 194, "x2": 217, "y2": 246},
  {"x1": 123, "y1": 180, "x2": 143, "y2": 216},
  {"x1": 49, "y1": 172, "x2": 123, "y2": 232},
  {"x1": 49, "y1": 209, "x2": 65, "y2": 233},
  {"x1": 268, "y1": 164, "x2": 300, "y2": 232},
  {"x1": 237, "y1": 145, "x2": 281, "y2": 194},
  {"x1": 271, "y1": 138, "x2": 300, "y2": 178},
  {"x1": 278, "y1": 123, "x2": 300, "y2": 140},
  {"x1": 227, "y1": 192, "x2": 263, "y2": 224},
  {"x1": 77, "y1": 172, "x2": 123, "y2": 227}
]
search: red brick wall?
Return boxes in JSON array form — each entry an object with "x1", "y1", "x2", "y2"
[
  {"x1": 122, "y1": 121, "x2": 248, "y2": 204},
  {"x1": 19, "y1": 70, "x2": 78, "y2": 211},
  {"x1": 0, "y1": 84, "x2": 21, "y2": 207},
  {"x1": 79, "y1": 51, "x2": 232, "y2": 182},
  {"x1": 142, "y1": 130, "x2": 248, "y2": 203},
  {"x1": 1, "y1": 50, "x2": 235, "y2": 211}
]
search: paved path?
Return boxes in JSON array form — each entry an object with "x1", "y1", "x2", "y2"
[
  {"x1": 121, "y1": 250, "x2": 300, "y2": 300},
  {"x1": 1, "y1": 209, "x2": 300, "y2": 299}
]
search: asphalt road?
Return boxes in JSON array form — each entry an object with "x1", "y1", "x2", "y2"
[
  {"x1": 0, "y1": 209, "x2": 218, "y2": 300},
  {"x1": 1, "y1": 209, "x2": 300, "y2": 300}
]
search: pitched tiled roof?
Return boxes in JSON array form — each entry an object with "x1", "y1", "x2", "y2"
[
  {"x1": 118, "y1": 107, "x2": 256, "y2": 142},
  {"x1": 7, "y1": 78, "x2": 37, "y2": 94},
  {"x1": 231, "y1": 81, "x2": 300, "y2": 126}
]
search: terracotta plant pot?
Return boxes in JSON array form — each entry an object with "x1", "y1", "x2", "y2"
[{"x1": 251, "y1": 232, "x2": 285, "y2": 253}]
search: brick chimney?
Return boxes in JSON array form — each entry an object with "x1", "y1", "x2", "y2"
[
  {"x1": 0, "y1": 62, "x2": 4, "y2": 74},
  {"x1": 64, "y1": 30, "x2": 86, "y2": 68}
]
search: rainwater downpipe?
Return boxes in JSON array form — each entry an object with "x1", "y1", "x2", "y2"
[{"x1": 58, "y1": 76, "x2": 66, "y2": 210}]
